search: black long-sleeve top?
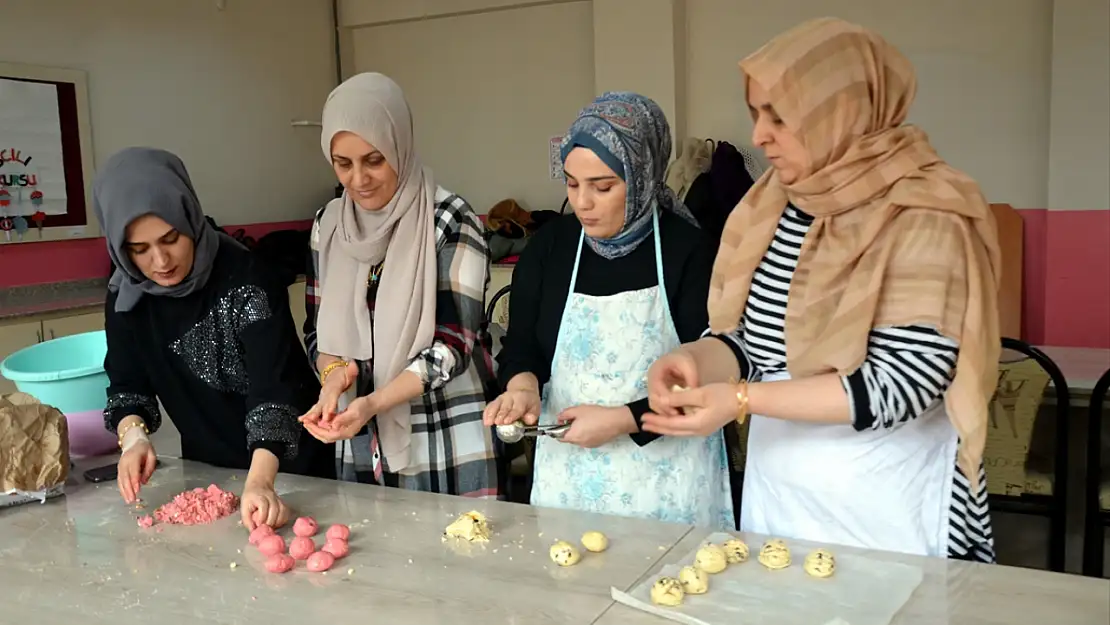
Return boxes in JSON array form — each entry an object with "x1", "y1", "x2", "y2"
[
  {"x1": 496, "y1": 211, "x2": 715, "y2": 445},
  {"x1": 102, "y1": 239, "x2": 334, "y2": 478}
]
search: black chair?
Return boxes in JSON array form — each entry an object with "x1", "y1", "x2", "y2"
[
  {"x1": 987, "y1": 338, "x2": 1071, "y2": 572},
  {"x1": 1081, "y1": 368, "x2": 1110, "y2": 577},
  {"x1": 485, "y1": 285, "x2": 511, "y2": 328}
]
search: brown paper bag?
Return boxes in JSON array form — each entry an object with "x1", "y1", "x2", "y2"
[{"x1": 0, "y1": 392, "x2": 70, "y2": 493}]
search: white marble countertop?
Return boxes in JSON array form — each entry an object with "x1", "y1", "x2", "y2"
[{"x1": 2, "y1": 458, "x2": 1107, "y2": 624}]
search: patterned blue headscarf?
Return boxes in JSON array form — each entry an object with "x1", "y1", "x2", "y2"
[{"x1": 560, "y1": 92, "x2": 699, "y2": 259}]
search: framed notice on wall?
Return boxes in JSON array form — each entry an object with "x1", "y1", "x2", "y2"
[{"x1": 0, "y1": 62, "x2": 97, "y2": 244}]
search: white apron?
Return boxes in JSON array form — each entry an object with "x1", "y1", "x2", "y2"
[
  {"x1": 530, "y1": 211, "x2": 733, "y2": 529},
  {"x1": 741, "y1": 369, "x2": 958, "y2": 556}
]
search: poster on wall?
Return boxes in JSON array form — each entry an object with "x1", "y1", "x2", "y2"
[{"x1": 0, "y1": 77, "x2": 69, "y2": 217}]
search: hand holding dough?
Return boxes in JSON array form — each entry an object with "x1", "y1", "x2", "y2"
[
  {"x1": 758, "y1": 539, "x2": 791, "y2": 570},
  {"x1": 804, "y1": 548, "x2": 836, "y2": 578},
  {"x1": 678, "y1": 565, "x2": 708, "y2": 594},
  {"x1": 581, "y1": 531, "x2": 609, "y2": 553},
  {"x1": 721, "y1": 538, "x2": 749, "y2": 564},
  {"x1": 549, "y1": 540, "x2": 581, "y2": 567},
  {"x1": 694, "y1": 544, "x2": 728, "y2": 573},
  {"x1": 650, "y1": 577, "x2": 686, "y2": 606}
]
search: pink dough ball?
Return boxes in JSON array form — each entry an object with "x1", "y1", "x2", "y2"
[
  {"x1": 306, "y1": 551, "x2": 336, "y2": 572},
  {"x1": 322, "y1": 538, "x2": 350, "y2": 559},
  {"x1": 258, "y1": 535, "x2": 287, "y2": 557},
  {"x1": 325, "y1": 524, "x2": 351, "y2": 541},
  {"x1": 249, "y1": 524, "x2": 275, "y2": 545},
  {"x1": 289, "y1": 536, "x2": 316, "y2": 560},
  {"x1": 264, "y1": 553, "x2": 295, "y2": 573},
  {"x1": 293, "y1": 517, "x2": 319, "y2": 537}
]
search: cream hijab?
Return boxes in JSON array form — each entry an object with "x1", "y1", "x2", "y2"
[{"x1": 317, "y1": 72, "x2": 436, "y2": 472}]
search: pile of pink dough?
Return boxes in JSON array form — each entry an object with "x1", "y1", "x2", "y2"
[
  {"x1": 248, "y1": 517, "x2": 351, "y2": 574},
  {"x1": 136, "y1": 484, "x2": 239, "y2": 527}
]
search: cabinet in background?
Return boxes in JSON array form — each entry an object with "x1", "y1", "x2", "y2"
[{"x1": 0, "y1": 320, "x2": 44, "y2": 395}]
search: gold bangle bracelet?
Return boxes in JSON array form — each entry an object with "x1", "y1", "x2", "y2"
[
  {"x1": 117, "y1": 419, "x2": 149, "y2": 449},
  {"x1": 319, "y1": 360, "x2": 349, "y2": 386},
  {"x1": 733, "y1": 379, "x2": 750, "y2": 425}
]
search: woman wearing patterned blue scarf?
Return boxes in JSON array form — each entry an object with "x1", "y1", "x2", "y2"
[
  {"x1": 484, "y1": 93, "x2": 733, "y2": 527},
  {"x1": 95, "y1": 147, "x2": 334, "y2": 531}
]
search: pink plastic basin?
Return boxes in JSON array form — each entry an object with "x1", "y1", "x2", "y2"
[{"x1": 65, "y1": 409, "x2": 118, "y2": 458}]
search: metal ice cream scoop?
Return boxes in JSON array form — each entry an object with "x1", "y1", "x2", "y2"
[{"x1": 495, "y1": 421, "x2": 571, "y2": 444}]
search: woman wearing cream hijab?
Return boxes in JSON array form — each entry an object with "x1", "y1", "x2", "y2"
[
  {"x1": 645, "y1": 18, "x2": 1001, "y2": 562},
  {"x1": 299, "y1": 73, "x2": 500, "y2": 497}
]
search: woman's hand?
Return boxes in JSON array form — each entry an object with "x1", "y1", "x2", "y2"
[
  {"x1": 641, "y1": 383, "x2": 737, "y2": 437},
  {"x1": 118, "y1": 439, "x2": 158, "y2": 504},
  {"x1": 646, "y1": 349, "x2": 701, "y2": 416},
  {"x1": 557, "y1": 405, "x2": 634, "y2": 448},
  {"x1": 240, "y1": 479, "x2": 290, "y2": 531},
  {"x1": 483, "y1": 389, "x2": 542, "y2": 426},
  {"x1": 303, "y1": 393, "x2": 380, "y2": 443},
  {"x1": 299, "y1": 361, "x2": 358, "y2": 428}
]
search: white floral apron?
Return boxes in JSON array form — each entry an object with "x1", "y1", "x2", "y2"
[{"x1": 530, "y1": 210, "x2": 733, "y2": 528}]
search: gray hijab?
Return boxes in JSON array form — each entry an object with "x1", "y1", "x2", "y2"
[{"x1": 92, "y1": 147, "x2": 232, "y2": 312}]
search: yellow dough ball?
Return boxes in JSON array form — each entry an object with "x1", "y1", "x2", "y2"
[
  {"x1": 549, "y1": 540, "x2": 581, "y2": 567},
  {"x1": 678, "y1": 565, "x2": 709, "y2": 594},
  {"x1": 581, "y1": 530, "x2": 609, "y2": 553},
  {"x1": 694, "y1": 543, "x2": 728, "y2": 574},
  {"x1": 650, "y1": 576, "x2": 686, "y2": 606},
  {"x1": 721, "y1": 538, "x2": 749, "y2": 564},
  {"x1": 758, "y1": 539, "x2": 792, "y2": 570},
  {"x1": 804, "y1": 548, "x2": 836, "y2": 578}
]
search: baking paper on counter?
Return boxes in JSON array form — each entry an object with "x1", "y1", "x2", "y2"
[{"x1": 611, "y1": 532, "x2": 922, "y2": 625}]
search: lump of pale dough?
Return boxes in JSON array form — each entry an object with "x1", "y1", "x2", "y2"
[
  {"x1": 443, "y1": 510, "x2": 491, "y2": 542},
  {"x1": 322, "y1": 538, "x2": 350, "y2": 559},
  {"x1": 549, "y1": 540, "x2": 581, "y2": 567},
  {"x1": 325, "y1": 524, "x2": 351, "y2": 541},
  {"x1": 258, "y1": 535, "x2": 287, "y2": 557},
  {"x1": 293, "y1": 516, "x2": 319, "y2": 537},
  {"x1": 721, "y1": 538, "x2": 749, "y2": 564},
  {"x1": 264, "y1": 553, "x2": 295, "y2": 573},
  {"x1": 580, "y1": 530, "x2": 609, "y2": 553},
  {"x1": 758, "y1": 539, "x2": 791, "y2": 570},
  {"x1": 804, "y1": 548, "x2": 835, "y2": 578},
  {"x1": 694, "y1": 544, "x2": 728, "y2": 573},
  {"x1": 650, "y1": 577, "x2": 685, "y2": 606},
  {"x1": 306, "y1": 551, "x2": 336, "y2": 572},
  {"x1": 249, "y1": 524, "x2": 275, "y2": 545},
  {"x1": 678, "y1": 565, "x2": 708, "y2": 594},
  {"x1": 289, "y1": 536, "x2": 316, "y2": 560}
]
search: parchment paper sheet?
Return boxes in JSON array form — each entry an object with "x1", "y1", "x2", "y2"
[{"x1": 611, "y1": 532, "x2": 923, "y2": 625}]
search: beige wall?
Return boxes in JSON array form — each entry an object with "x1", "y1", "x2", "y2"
[
  {"x1": 346, "y1": 1, "x2": 595, "y2": 214},
  {"x1": 1047, "y1": 0, "x2": 1110, "y2": 211},
  {"x1": 687, "y1": 0, "x2": 1055, "y2": 209},
  {"x1": 0, "y1": 0, "x2": 338, "y2": 224}
]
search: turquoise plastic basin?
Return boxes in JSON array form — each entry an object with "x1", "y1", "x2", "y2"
[{"x1": 1, "y1": 330, "x2": 110, "y2": 414}]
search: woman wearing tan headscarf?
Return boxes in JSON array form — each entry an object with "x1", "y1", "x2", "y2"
[
  {"x1": 298, "y1": 73, "x2": 500, "y2": 498},
  {"x1": 644, "y1": 18, "x2": 1001, "y2": 562}
]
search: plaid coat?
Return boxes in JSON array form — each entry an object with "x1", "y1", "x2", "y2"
[{"x1": 305, "y1": 186, "x2": 502, "y2": 498}]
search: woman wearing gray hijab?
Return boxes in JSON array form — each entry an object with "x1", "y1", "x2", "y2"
[
  {"x1": 299, "y1": 73, "x2": 501, "y2": 498},
  {"x1": 95, "y1": 147, "x2": 334, "y2": 531}
]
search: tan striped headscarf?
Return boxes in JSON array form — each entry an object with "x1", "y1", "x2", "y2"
[{"x1": 708, "y1": 18, "x2": 1001, "y2": 489}]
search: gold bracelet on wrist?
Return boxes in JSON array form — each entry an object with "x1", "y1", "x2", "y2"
[
  {"x1": 731, "y1": 378, "x2": 750, "y2": 425},
  {"x1": 117, "y1": 419, "x2": 149, "y2": 449},
  {"x1": 320, "y1": 360, "x2": 349, "y2": 386}
]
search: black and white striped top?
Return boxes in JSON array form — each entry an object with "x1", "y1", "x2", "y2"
[{"x1": 714, "y1": 204, "x2": 995, "y2": 563}]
